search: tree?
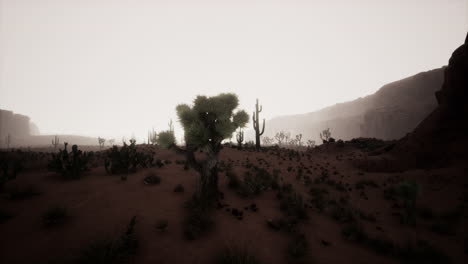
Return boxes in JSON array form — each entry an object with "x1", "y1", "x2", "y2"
[
  {"x1": 295, "y1": 134, "x2": 303, "y2": 146},
  {"x1": 306, "y1": 140, "x2": 316, "y2": 148},
  {"x1": 262, "y1": 136, "x2": 274, "y2": 146},
  {"x1": 320, "y1": 128, "x2": 332, "y2": 143},
  {"x1": 275, "y1": 131, "x2": 286, "y2": 145},
  {"x1": 98, "y1": 137, "x2": 106, "y2": 149},
  {"x1": 175, "y1": 93, "x2": 249, "y2": 201},
  {"x1": 157, "y1": 130, "x2": 176, "y2": 148},
  {"x1": 108, "y1": 139, "x2": 115, "y2": 146}
]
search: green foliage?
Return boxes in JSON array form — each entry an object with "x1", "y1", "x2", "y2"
[
  {"x1": 176, "y1": 93, "x2": 248, "y2": 148},
  {"x1": 47, "y1": 143, "x2": 91, "y2": 180},
  {"x1": 156, "y1": 130, "x2": 176, "y2": 148},
  {"x1": 215, "y1": 246, "x2": 259, "y2": 264},
  {"x1": 42, "y1": 206, "x2": 69, "y2": 227},
  {"x1": 76, "y1": 216, "x2": 138, "y2": 264}
]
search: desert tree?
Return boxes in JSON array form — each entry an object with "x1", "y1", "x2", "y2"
[
  {"x1": 274, "y1": 131, "x2": 286, "y2": 146},
  {"x1": 306, "y1": 140, "x2": 316, "y2": 148},
  {"x1": 175, "y1": 93, "x2": 249, "y2": 201},
  {"x1": 157, "y1": 130, "x2": 176, "y2": 148},
  {"x1": 252, "y1": 98, "x2": 265, "y2": 150},
  {"x1": 108, "y1": 139, "x2": 115, "y2": 146},
  {"x1": 284, "y1": 131, "x2": 291, "y2": 145},
  {"x1": 98, "y1": 137, "x2": 106, "y2": 149},
  {"x1": 295, "y1": 134, "x2": 303, "y2": 146},
  {"x1": 52, "y1": 135, "x2": 60, "y2": 150},
  {"x1": 320, "y1": 128, "x2": 332, "y2": 143},
  {"x1": 262, "y1": 136, "x2": 274, "y2": 146}
]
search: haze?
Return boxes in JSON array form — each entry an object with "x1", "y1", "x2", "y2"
[{"x1": 1, "y1": 0, "x2": 467, "y2": 142}]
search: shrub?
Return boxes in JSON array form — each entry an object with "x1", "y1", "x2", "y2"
[
  {"x1": 341, "y1": 222, "x2": 367, "y2": 243},
  {"x1": 183, "y1": 196, "x2": 214, "y2": 240},
  {"x1": 237, "y1": 168, "x2": 278, "y2": 197},
  {"x1": 76, "y1": 216, "x2": 138, "y2": 264},
  {"x1": 42, "y1": 206, "x2": 69, "y2": 227},
  {"x1": 156, "y1": 130, "x2": 176, "y2": 148},
  {"x1": 215, "y1": 246, "x2": 259, "y2": 264},
  {"x1": 279, "y1": 190, "x2": 307, "y2": 220},
  {"x1": 48, "y1": 143, "x2": 91, "y2": 180},
  {"x1": 0, "y1": 153, "x2": 22, "y2": 190},
  {"x1": 143, "y1": 172, "x2": 161, "y2": 185},
  {"x1": 226, "y1": 169, "x2": 241, "y2": 189}
]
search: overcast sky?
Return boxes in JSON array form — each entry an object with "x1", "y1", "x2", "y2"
[{"x1": 1, "y1": 0, "x2": 467, "y2": 141}]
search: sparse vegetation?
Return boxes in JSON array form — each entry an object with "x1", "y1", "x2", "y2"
[
  {"x1": 48, "y1": 143, "x2": 91, "y2": 180},
  {"x1": 76, "y1": 216, "x2": 138, "y2": 264}
]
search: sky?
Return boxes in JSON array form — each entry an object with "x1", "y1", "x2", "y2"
[{"x1": 1, "y1": 0, "x2": 467, "y2": 142}]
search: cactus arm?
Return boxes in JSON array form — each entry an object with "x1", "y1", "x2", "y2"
[{"x1": 259, "y1": 119, "x2": 265, "y2": 135}]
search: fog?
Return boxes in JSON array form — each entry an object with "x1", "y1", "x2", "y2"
[{"x1": 1, "y1": 0, "x2": 467, "y2": 142}]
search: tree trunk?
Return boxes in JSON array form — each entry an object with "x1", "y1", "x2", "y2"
[{"x1": 196, "y1": 152, "x2": 219, "y2": 201}]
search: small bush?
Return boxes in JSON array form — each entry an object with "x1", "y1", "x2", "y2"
[
  {"x1": 42, "y1": 206, "x2": 69, "y2": 227},
  {"x1": 76, "y1": 216, "x2": 138, "y2": 264},
  {"x1": 183, "y1": 196, "x2": 214, "y2": 240},
  {"x1": 143, "y1": 172, "x2": 161, "y2": 185},
  {"x1": 215, "y1": 246, "x2": 259, "y2": 264},
  {"x1": 279, "y1": 190, "x2": 307, "y2": 220}
]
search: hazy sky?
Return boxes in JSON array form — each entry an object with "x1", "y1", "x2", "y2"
[{"x1": 1, "y1": 0, "x2": 467, "y2": 141}]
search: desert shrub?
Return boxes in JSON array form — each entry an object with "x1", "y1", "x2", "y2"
[
  {"x1": 156, "y1": 130, "x2": 176, "y2": 148},
  {"x1": 395, "y1": 180, "x2": 419, "y2": 225},
  {"x1": 355, "y1": 180, "x2": 379, "y2": 189},
  {"x1": 104, "y1": 142, "x2": 152, "y2": 177},
  {"x1": 346, "y1": 138, "x2": 391, "y2": 152},
  {"x1": 226, "y1": 168, "x2": 241, "y2": 189},
  {"x1": 279, "y1": 190, "x2": 307, "y2": 220},
  {"x1": 287, "y1": 234, "x2": 308, "y2": 259},
  {"x1": 143, "y1": 172, "x2": 161, "y2": 185},
  {"x1": 42, "y1": 206, "x2": 69, "y2": 227},
  {"x1": 48, "y1": 143, "x2": 91, "y2": 180},
  {"x1": 329, "y1": 204, "x2": 355, "y2": 223},
  {"x1": 215, "y1": 246, "x2": 259, "y2": 264},
  {"x1": 76, "y1": 216, "x2": 138, "y2": 264},
  {"x1": 0, "y1": 153, "x2": 22, "y2": 190},
  {"x1": 366, "y1": 237, "x2": 395, "y2": 256},
  {"x1": 238, "y1": 168, "x2": 279, "y2": 197},
  {"x1": 309, "y1": 187, "x2": 329, "y2": 212},
  {"x1": 183, "y1": 196, "x2": 214, "y2": 240}
]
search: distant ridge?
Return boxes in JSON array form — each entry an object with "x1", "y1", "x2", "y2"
[{"x1": 248, "y1": 67, "x2": 445, "y2": 142}]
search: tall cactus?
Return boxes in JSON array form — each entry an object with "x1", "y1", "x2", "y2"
[
  {"x1": 236, "y1": 129, "x2": 244, "y2": 149},
  {"x1": 252, "y1": 98, "x2": 265, "y2": 150},
  {"x1": 52, "y1": 135, "x2": 60, "y2": 150}
]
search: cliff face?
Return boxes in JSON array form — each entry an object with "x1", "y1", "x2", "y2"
[
  {"x1": 256, "y1": 68, "x2": 444, "y2": 142},
  {"x1": 0, "y1": 109, "x2": 32, "y2": 141},
  {"x1": 390, "y1": 33, "x2": 468, "y2": 168}
]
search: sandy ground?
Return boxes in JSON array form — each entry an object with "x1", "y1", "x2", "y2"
[{"x1": 0, "y1": 144, "x2": 467, "y2": 264}]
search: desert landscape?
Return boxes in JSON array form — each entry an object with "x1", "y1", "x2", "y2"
[{"x1": 1, "y1": 1, "x2": 467, "y2": 264}]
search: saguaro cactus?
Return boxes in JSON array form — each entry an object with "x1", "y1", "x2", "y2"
[
  {"x1": 236, "y1": 129, "x2": 244, "y2": 149},
  {"x1": 252, "y1": 98, "x2": 265, "y2": 150},
  {"x1": 52, "y1": 135, "x2": 60, "y2": 150}
]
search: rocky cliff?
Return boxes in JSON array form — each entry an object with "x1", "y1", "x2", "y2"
[
  {"x1": 256, "y1": 68, "x2": 444, "y2": 143},
  {"x1": 0, "y1": 109, "x2": 32, "y2": 143}
]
